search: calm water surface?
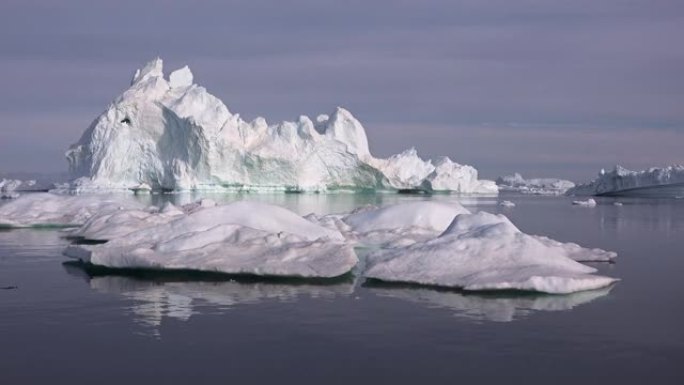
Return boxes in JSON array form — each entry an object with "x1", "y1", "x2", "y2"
[{"x1": 1, "y1": 194, "x2": 683, "y2": 384}]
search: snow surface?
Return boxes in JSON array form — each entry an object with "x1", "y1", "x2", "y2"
[
  {"x1": 64, "y1": 201, "x2": 356, "y2": 278},
  {"x1": 2, "y1": 192, "x2": 616, "y2": 292},
  {"x1": 364, "y1": 211, "x2": 617, "y2": 294},
  {"x1": 567, "y1": 165, "x2": 684, "y2": 197},
  {"x1": 0, "y1": 193, "x2": 143, "y2": 227},
  {"x1": 496, "y1": 173, "x2": 575, "y2": 195},
  {"x1": 65, "y1": 58, "x2": 495, "y2": 194}
]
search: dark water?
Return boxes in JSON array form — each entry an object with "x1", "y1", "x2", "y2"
[{"x1": 1, "y1": 194, "x2": 683, "y2": 384}]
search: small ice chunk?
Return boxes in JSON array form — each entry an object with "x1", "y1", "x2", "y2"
[
  {"x1": 572, "y1": 198, "x2": 597, "y2": 207},
  {"x1": 499, "y1": 200, "x2": 516, "y2": 207}
]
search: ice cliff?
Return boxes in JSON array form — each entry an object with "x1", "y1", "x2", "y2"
[
  {"x1": 567, "y1": 165, "x2": 684, "y2": 197},
  {"x1": 65, "y1": 58, "x2": 496, "y2": 194}
]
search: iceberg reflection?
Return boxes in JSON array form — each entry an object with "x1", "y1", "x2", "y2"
[{"x1": 366, "y1": 282, "x2": 614, "y2": 322}]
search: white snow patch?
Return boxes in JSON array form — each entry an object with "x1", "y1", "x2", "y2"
[{"x1": 64, "y1": 201, "x2": 356, "y2": 278}]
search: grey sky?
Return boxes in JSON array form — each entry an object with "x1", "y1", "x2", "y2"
[{"x1": 0, "y1": 0, "x2": 682, "y2": 181}]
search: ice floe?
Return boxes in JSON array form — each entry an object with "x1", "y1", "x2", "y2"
[
  {"x1": 0, "y1": 193, "x2": 143, "y2": 227},
  {"x1": 572, "y1": 198, "x2": 597, "y2": 207},
  {"x1": 64, "y1": 201, "x2": 356, "y2": 278},
  {"x1": 364, "y1": 211, "x2": 617, "y2": 294}
]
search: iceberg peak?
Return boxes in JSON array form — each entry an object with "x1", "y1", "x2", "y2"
[
  {"x1": 65, "y1": 58, "x2": 496, "y2": 194},
  {"x1": 131, "y1": 57, "x2": 164, "y2": 85},
  {"x1": 169, "y1": 65, "x2": 194, "y2": 88}
]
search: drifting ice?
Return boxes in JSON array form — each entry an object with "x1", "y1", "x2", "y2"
[
  {"x1": 65, "y1": 58, "x2": 496, "y2": 194},
  {"x1": 496, "y1": 173, "x2": 575, "y2": 195},
  {"x1": 567, "y1": 165, "x2": 684, "y2": 197},
  {"x1": 1, "y1": 193, "x2": 616, "y2": 292}
]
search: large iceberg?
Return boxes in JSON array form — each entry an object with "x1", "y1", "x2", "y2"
[
  {"x1": 496, "y1": 173, "x2": 575, "y2": 195},
  {"x1": 567, "y1": 165, "x2": 684, "y2": 197},
  {"x1": 65, "y1": 58, "x2": 496, "y2": 194}
]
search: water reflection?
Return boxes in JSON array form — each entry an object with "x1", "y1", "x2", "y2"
[
  {"x1": 366, "y1": 282, "x2": 613, "y2": 322},
  {"x1": 63, "y1": 262, "x2": 354, "y2": 335}
]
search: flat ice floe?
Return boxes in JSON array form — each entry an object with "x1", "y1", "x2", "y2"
[
  {"x1": 2, "y1": 193, "x2": 617, "y2": 292},
  {"x1": 567, "y1": 165, "x2": 684, "y2": 197},
  {"x1": 0, "y1": 193, "x2": 143, "y2": 227},
  {"x1": 64, "y1": 58, "x2": 495, "y2": 194},
  {"x1": 64, "y1": 201, "x2": 356, "y2": 278},
  {"x1": 364, "y1": 211, "x2": 617, "y2": 294}
]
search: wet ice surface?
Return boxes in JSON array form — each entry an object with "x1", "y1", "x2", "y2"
[{"x1": 1, "y1": 194, "x2": 684, "y2": 384}]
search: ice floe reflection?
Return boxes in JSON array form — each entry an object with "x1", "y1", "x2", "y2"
[
  {"x1": 366, "y1": 282, "x2": 613, "y2": 323},
  {"x1": 63, "y1": 262, "x2": 354, "y2": 334},
  {"x1": 63, "y1": 262, "x2": 613, "y2": 332}
]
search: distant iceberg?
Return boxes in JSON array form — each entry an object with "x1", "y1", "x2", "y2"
[
  {"x1": 567, "y1": 165, "x2": 684, "y2": 197},
  {"x1": 496, "y1": 173, "x2": 575, "y2": 195},
  {"x1": 65, "y1": 58, "x2": 496, "y2": 194}
]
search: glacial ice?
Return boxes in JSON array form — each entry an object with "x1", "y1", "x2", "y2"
[
  {"x1": 364, "y1": 211, "x2": 617, "y2": 294},
  {"x1": 567, "y1": 165, "x2": 684, "y2": 197},
  {"x1": 64, "y1": 58, "x2": 496, "y2": 194},
  {"x1": 496, "y1": 173, "x2": 575, "y2": 195}
]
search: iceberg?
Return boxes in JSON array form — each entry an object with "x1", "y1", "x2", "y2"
[
  {"x1": 567, "y1": 165, "x2": 684, "y2": 197},
  {"x1": 364, "y1": 211, "x2": 617, "y2": 294},
  {"x1": 65, "y1": 58, "x2": 496, "y2": 194},
  {"x1": 496, "y1": 173, "x2": 575, "y2": 195}
]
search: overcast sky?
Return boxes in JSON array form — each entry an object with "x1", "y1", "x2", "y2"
[{"x1": 1, "y1": 0, "x2": 682, "y2": 181}]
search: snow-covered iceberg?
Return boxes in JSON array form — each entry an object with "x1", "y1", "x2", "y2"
[
  {"x1": 567, "y1": 165, "x2": 684, "y2": 197},
  {"x1": 64, "y1": 201, "x2": 357, "y2": 278},
  {"x1": 65, "y1": 58, "x2": 496, "y2": 194},
  {"x1": 496, "y1": 173, "x2": 575, "y2": 195},
  {"x1": 364, "y1": 210, "x2": 617, "y2": 294}
]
